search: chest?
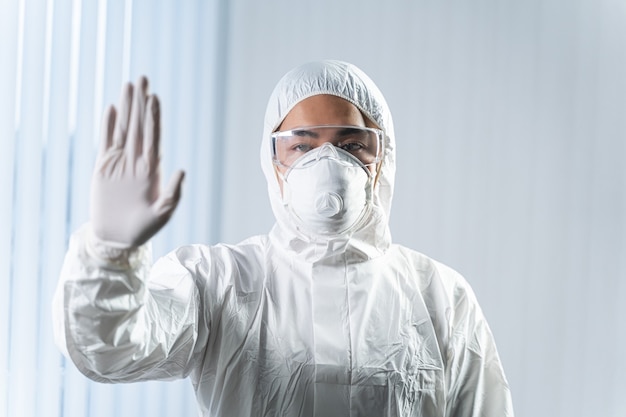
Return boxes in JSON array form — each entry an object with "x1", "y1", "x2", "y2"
[{"x1": 211, "y1": 260, "x2": 445, "y2": 415}]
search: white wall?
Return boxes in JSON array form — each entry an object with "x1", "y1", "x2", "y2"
[
  {"x1": 220, "y1": 2, "x2": 626, "y2": 416},
  {"x1": 1, "y1": 0, "x2": 624, "y2": 416}
]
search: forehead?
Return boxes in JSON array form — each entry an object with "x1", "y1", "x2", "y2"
[{"x1": 279, "y1": 95, "x2": 367, "y2": 131}]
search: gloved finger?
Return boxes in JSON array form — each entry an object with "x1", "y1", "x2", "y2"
[
  {"x1": 127, "y1": 76, "x2": 149, "y2": 160},
  {"x1": 112, "y1": 82, "x2": 134, "y2": 148},
  {"x1": 154, "y1": 170, "x2": 185, "y2": 218},
  {"x1": 98, "y1": 105, "x2": 116, "y2": 157},
  {"x1": 144, "y1": 94, "x2": 161, "y2": 166}
]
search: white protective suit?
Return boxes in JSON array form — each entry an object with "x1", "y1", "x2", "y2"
[{"x1": 53, "y1": 60, "x2": 514, "y2": 416}]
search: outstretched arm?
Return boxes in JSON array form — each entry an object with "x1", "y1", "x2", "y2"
[{"x1": 52, "y1": 77, "x2": 204, "y2": 383}]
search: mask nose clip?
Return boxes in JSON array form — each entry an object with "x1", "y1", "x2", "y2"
[{"x1": 316, "y1": 142, "x2": 339, "y2": 159}]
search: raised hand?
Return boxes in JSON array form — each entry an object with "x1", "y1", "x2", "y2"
[{"x1": 90, "y1": 76, "x2": 185, "y2": 248}]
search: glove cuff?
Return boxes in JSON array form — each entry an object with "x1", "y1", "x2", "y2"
[{"x1": 83, "y1": 224, "x2": 147, "y2": 270}]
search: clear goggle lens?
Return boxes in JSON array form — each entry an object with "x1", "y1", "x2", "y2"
[{"x1": 271, "y1": 125, "x2": 383, "y2": 169}]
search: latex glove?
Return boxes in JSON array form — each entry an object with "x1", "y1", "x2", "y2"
[{"x1": 90, "y1": 76, "x2": 185, "y2": 248}]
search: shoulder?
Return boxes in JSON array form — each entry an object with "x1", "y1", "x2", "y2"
[
  {"x1": 391, "y1": 244, "x2": 482, "y2": 329},
  {"x1": 160, "y1": 235, "x2": 268, "y2": 267},
  {"x1": 392, "y1": 245, "x2": 495, "y2": 359},
  {"x1": 392, "y1": 245, "x2": 473, "y2": 297},
  {"x1": 153, "y1": 235, "x2": 269, "y2": 290}
]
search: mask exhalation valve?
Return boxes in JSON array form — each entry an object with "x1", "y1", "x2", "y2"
[{"x1": 315, "y1": 192, "x2": 343, "y2": 217}]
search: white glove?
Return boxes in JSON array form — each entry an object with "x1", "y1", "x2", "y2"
[{"x1": 90, "y1": 76, "x2": 185, "y2": 248}]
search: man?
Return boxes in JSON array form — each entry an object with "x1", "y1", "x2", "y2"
[{"x1": 54, "y1": 60, "x2": 514, "y2": 416}]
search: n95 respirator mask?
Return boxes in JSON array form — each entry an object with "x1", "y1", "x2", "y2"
[{"x1": 280, "y1": 143, "x2": 374, "y2": 237}]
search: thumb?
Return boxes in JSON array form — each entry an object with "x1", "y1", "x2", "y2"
[{"x1": 154, "y1": 170, "x2": 185, "y2": 219}]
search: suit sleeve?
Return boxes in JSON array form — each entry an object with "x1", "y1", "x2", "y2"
[
  {"x1": 52, "y1": 224, "x2": 208, "y2": 383},
  {"x1": 439, "y1": 266, "x2": 515, "y2": 417}
]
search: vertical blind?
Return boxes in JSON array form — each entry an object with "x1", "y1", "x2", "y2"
[
  {"x1": 2, "y1": 1, "x2": 626, "y2": 417},
  {"x1": 1, "y1": 0, "x2": 227, "y2": 416}
]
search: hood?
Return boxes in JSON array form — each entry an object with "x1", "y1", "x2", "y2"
[{"x1": 260, "y1": 60, "x2": 396, "y2": 262}]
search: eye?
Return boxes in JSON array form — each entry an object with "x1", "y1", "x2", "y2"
[
  {"x1": 292, "y1": 143, "x2": 312, "y2": 153},
  {"x1": 340, "y1": 142, "x2": 365, "y2": 152}
]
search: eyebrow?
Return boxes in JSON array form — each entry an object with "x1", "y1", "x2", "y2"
[
  {"x1": 288, "y1": 129, "x2": 318, "y2": 139},
  {"x1": 336, "y1": 127, "x2": 363, "y2": 136},
  {"x1": 291, "y1": 127, "x2": 363, "y2": 138}
]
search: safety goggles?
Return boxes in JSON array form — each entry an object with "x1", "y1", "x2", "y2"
[{"x1": 271, "y1": 125, "x2": 384, "y2": 169}]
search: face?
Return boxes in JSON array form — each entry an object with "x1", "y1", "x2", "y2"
[{"x1": 274, "y1": 95, "x2": 380, "y2": 187}]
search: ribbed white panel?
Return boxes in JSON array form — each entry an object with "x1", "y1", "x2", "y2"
[
  {"x1": 1, "y1": 0, "x2": 222, "y2": 416},
  {"x1": 0, "y1": 1, "x2": 21, "y2": 415},
  {"x1": 2, "y1": 1, "x2": 625, "y2": 417}
]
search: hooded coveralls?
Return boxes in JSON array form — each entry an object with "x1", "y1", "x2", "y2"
[{"x1": 53, "y1": 60, "x2": 514, "y2": 416}]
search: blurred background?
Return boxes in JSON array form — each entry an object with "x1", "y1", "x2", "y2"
[{"x1": 1, "y1": 0, "x2": 624, "y2": 416}]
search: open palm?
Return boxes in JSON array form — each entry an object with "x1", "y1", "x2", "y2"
[{"x1": 90, "y1": 77, "x2": 185, "y2": 248}]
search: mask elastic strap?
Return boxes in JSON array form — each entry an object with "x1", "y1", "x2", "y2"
[{"x1": 274, "y1": 166, "x2": 290, "y2": 203}]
